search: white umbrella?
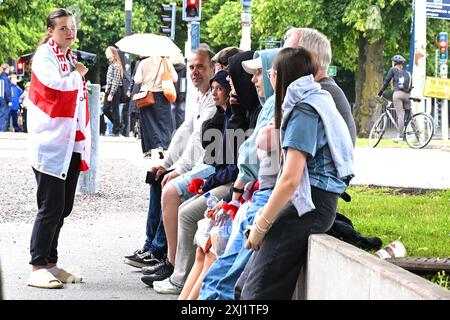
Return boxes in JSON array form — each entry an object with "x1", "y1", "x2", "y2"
[{"x1": 115, "y1": 33, "x2": 181, "y2": 58}]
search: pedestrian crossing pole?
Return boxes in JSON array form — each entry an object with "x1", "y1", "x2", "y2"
[
  {"x1": 439, "y1": 32, "x2": 448, "y2": 141},
  {"x1": 184, "y1": 21, "x2": 200, "y2": 123},
  {"x1": 411, "y1": 0, "x2": 426, "y2": 114},
  {"x1": 123, "y1": 0, "x2": 132, "y2": 136}
]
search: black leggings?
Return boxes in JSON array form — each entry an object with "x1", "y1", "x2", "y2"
[
  {"x1": 29, "y1": 153, "x2": 81, "y2": 266},
  {"x1": 236, "y1": 186, "x2": 338, "y2": 300}
]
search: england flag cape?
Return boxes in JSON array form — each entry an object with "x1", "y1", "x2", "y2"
[{"x1": 28, "y1": 38, "x2": 91, "y2": 180}]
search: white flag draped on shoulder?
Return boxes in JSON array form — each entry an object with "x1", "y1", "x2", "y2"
[{"x1": 28, "y1": 38, "x2": 90, "y2": 180}]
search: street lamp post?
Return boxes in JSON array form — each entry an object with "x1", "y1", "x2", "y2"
[
  {"x1": 240, "y1": 0, "x2": 252, "y2": 51},
  {"x1": 123, "y1": 0, "x2": 132, "y2": 136}
]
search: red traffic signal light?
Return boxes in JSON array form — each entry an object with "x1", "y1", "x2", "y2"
[
  {"x1": 16, "y1": 60, "x2": 25, "y2": 76},
  {"x1": 182, "y1": 0, "x2": 201, "y2": 22},
  {"x1": 438, "y1": 32, "x2": 448, "y2": 61}
]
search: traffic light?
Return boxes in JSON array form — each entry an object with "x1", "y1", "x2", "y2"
[
  {"x1": 16, "y1": 59, "x2": 25, "y2": 77},
  {"x1": 438, "y1": 32, "x2": 448, "y2": 61},
  {"x1": 182, "y1": 0, "x2": 201, "y2": 22},
  {"x1": 160, "y1": 3, "x2": 176, "y2": 40}
]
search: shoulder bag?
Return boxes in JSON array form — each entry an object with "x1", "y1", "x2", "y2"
[{"x1": 132, "y1": 59, "x2": 163, "y2": 109}]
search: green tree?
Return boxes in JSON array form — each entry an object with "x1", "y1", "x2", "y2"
[
  {"x1": 0, "y1": 0, "x2": 54, "y2": 63},
  {"x1": 342, "y1": 0, "x2": 412, "y2": 137},
  {"x1": 203, "y1": 0, "x2": 243, "y2": 52}
]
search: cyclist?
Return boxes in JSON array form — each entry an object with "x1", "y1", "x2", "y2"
[{"x1": 378, "y1": 54, "x2": 412, "y2": 142}]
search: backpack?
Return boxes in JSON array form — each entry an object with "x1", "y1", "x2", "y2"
[{"x1": 397, "y1": 69, "x2": 412, "y2": 93}]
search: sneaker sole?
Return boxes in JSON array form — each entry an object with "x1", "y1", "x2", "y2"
[
  {"x1": 141, "y1": 277, "x2": 154, "y2": 287},
  {"x1": 124, "y1": 258, "x2": 160, "y2": 269},
  {"x1": 123, "y1": 258, "x2": 146, "y2": 268},
  {"x1": 154, "y1": 286, "x2": 181, "y2": 294}
]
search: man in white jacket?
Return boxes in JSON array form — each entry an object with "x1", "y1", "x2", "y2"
[{"x1": 123, "y1": 48, "x2": 216, "y2": 276}]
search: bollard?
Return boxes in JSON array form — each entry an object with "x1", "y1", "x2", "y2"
[{"x1": 77, "y1": 83, "x2": 100, "y2": 194}]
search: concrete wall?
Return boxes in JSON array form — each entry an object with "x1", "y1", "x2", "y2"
[{"x1": 298, "y1": 234, "x2": 450, "y2": 300}]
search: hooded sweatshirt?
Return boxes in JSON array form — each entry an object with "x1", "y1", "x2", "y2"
[
  {"x1": 236, "y1": 48, "x2": 280, "y2": 183},
  {"x1": 227, "y1": 51, "x2": 261, "y2": 131},
  {"x1": 280, "y1": 75, "x2": 354, "y2": 216}
]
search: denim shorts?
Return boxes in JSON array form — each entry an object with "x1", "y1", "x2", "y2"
[{"x1": 170, "y1": 163, "x2": 215, "y2": 200}]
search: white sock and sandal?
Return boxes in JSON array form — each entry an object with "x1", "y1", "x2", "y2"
[{"x1": 27, "y1": 267, "x2": 83, "y2": 289}]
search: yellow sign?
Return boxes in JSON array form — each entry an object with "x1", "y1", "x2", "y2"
[{"x1": 423, "y1": 77, "x2": 450, "y2": 99}]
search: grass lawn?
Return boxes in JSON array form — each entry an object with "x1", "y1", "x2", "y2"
[
  {"x1": 337, "y1": 186, "x2": 449, "y2": 257},
  {"x1": 337, "y1": 186, "x2": 450, "y2": 289}
]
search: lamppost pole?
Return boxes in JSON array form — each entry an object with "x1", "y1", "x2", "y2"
[{"x1": 240, "y1": 0, "x2": 252, "y2": 51}]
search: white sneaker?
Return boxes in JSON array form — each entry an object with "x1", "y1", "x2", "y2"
[
  {"x1": 392, "y1": 137, "x2": 403, "y2": 143},
  {"x1": 153, "y1": 278, "x2": 182, "y2": 294}
]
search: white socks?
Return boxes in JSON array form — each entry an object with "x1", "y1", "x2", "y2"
[{"x1": 47, "y1": 266, "x2": 60, "y2": 276}]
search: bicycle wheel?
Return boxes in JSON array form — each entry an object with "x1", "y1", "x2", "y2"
[
  {"x1": 368, "y1": 113, "x2": 387, "y2": 148},
  {"x1": 405, "y1": 113, "x2": 434, "y2": 149}
]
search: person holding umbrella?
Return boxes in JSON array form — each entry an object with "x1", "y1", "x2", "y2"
[{"x1": 134, "y1": 55, "x2": 178, "y2": 158}]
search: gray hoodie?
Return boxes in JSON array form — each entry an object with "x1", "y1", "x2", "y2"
[{"x1": 281, "y1": 75, "x2": 354, "y2": 216}]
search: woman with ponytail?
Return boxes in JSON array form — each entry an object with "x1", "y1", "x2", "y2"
[
  {"x1": 27, "y1": 8, "x2": 89, "y2": 289},
  {"x1": 103, "y1": 46, "x2": 124, "y2": 136}
]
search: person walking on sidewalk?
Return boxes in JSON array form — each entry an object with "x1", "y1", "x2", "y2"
[
  {"x1": 0, "y1": 64, "x2": 13, "y2": 132},
  {"x1": 103, "y1": 46, "x2": 123, "y2": 136},
  {"x1": 134, "y1": 55, "x2": 178, "y2": 158},
  {"x1": 26, "y1": 8, "x2": 90, "y2": 289},
  {"x1": 8, "y1": 74, "x2": 23, "y2": 132}
]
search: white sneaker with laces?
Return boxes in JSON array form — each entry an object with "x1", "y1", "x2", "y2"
[
  {"x1": 153, "y1": 278, "x2": 182, "y2": 294},
  {"x1": 392, "y1": 136, "x2": 403, "y2": 143}
]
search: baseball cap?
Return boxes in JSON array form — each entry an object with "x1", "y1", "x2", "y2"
[{"x1": 241, "y1": 57, "x2": 262, "y2": 75}]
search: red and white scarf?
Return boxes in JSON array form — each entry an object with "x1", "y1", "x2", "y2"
[{"x1": 28, "y1": 38, "x2": 91, "y2": 179}]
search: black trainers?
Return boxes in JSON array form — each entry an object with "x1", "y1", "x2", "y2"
[
  {"x1": 143, "y1": 151, "x2": 153, "y2": 159},
  {"x1": 142, "y1": 259, "x2": 166, "y2": 275},
  {"x1": 124, "y1": 249, "x2": 146, "y2": 260},
  {"x1": 141, "y1": 259, "x2": 174, "y2": 286},
  {"x1": 123, "y1": 250, "x2": 160, "y2": 269}
]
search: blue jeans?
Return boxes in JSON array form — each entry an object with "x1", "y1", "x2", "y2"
[
  {"x1": 9, "y1": 109, "x2": 20, "y2": 132},
  {"x1": 143, "y1": 183, "x2": 167, "y2": 259},
  {"x1": 0, "y1": 100, "x2": 9, "y2": 132},
  {"x1": 198, "y1": 189, "x2": 273, "y2": 300}
]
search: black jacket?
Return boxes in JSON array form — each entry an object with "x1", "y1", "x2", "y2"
[
  {"x1": 201, "y1": 106, "x2": 238, "y2": 192},
  {"x1": 227, "y1": 51, "x2": 261, "y2": 131}
]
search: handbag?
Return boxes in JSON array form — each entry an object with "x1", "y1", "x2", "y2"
[
  {"x1": 133, "y1": 90, "x2": 154, "y2": 109},
  {"x1": 161, "y1": 58, "x2": 177, "y2": 103},
  {"x1": 131, "y1": 59, "x2": 164, "y2": 109}
]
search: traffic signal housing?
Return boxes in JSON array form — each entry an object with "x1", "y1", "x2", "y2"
[
  {"x1": 16, "y1": 59, "x2": 25, "y2": 77},
  {"x1": 182, "y1": 0, "x2": 201, "y2": 22},
  {"x1": 160, "y1": 3, "x2": 176, "y2": 40},
  {"x1": 438, "y1": 32, "x2": 448, "y2": 62}
]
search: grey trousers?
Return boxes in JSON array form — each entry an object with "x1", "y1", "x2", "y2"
[
  {"x1": 393, "y1": 90, "x2": 411, "y2": 137},
  {"x1": 170, "y1": 183, "x2": 232, "y2": 287}
]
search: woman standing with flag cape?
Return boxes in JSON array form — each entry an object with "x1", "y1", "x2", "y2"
[{"x1": 26, "y1": 8, "x2": 90, "y2": 289}]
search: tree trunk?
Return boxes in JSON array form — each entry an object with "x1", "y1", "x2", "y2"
[{"x1": 354, "y1": 33, "x2": 385, "y2": 137}]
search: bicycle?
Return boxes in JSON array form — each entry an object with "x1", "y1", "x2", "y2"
[{"x1": 368, "y1": 96, "x2": 435, "y2": 149}]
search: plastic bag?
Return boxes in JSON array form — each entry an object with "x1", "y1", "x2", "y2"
[{"x1": 162, "y1": 58, "x2": 177, "y2": 103}]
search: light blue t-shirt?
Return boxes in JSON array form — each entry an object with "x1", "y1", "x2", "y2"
[{"x1": 282, "y1": 103, "x2": 346, "y2": 194}]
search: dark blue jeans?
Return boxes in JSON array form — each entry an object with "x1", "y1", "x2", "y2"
[{"x1": 143, "y1": 183, "x2": 167, "y2": 259}]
